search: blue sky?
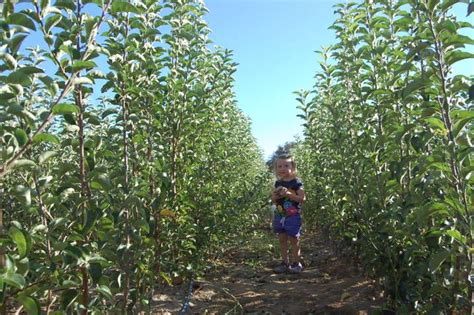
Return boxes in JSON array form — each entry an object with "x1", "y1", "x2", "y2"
[
  {"x1": 203, "y1": 0, "x2": 474, "y2": 159},
  {"x1": 204, "y1": 0, "x2": 340, "y2": 159}
]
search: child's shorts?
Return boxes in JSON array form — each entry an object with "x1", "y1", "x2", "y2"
[{"x1": 273, "y1": 214, "x2": 302, "y2": 238}]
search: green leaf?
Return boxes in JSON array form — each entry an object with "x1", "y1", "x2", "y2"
[
  {"x1": 436, "y1": 19, "x2": 457, "y2": 33},
  {"x1": 445, "y1": 229, "x2": 466, "y2": 246},
  {"x1": 445, "y1": 51, "x2": 474, "y2": 65},
  {"x1": 38, "y1": 76, "x2": 59, "y2": 96},
  {"x1": 40, "y1": 0, "x2": 50, "y2": 11},
  {"x1": 421, "y1": 107, "x2": 438, "y2": 117},
  {"x1": 402, "y1": 79, "x2": 430, "y2": 99},
  {"x1": 3, "y1": 53, "x2": 17, "y2": 69},
  {"x1": 463, "y1": 165, "x2": 474, "y2": 181},
  {"x1": 89, "y1": 263, "x2": 102, "y2": 284},
  {"x1": 139, "y1": 219, "x2": 150, "y2": 234},
  {"x1": 82, "y1": 208, "x2": 99, "y2": 233},
  {"x1": 0, "y1": 91, "x2": 16, "y2": 100},
  {"x1": 63, "y1": 113, "x2": 77, "y2": 125},
  {"x1": 2, "y1": 273, "x2": 25, "y2": 289},
  {"x1": 86, "y1": 155, "x2": 95, "y2": 170},
  {"x1": 6, "y1": 70, "x2": 30, "y2": 85},
  {"x1": 14, "y1": 128, "x2": 28, "y2": 146},
  {"x1": 430, "y1": 162, "x2": 451, "y2": 172},
  {"x1": 8, "y1": 226, "x2": 30, "y2": 258},
  {"x1": 445, "y1": 34, "x2": 474, "y2": 46},
  {"x1": 452, "y1": 109, "x2": 474, "y2": 119},
  {"x1": 9, "y1": 34, "x2": 28, "y2": 54},
  {"x1": 6, "y1": 13, "x2": 36, "y2": 31},
  {"x1": 13, "y1": 185, "x2": 32, "y2": 207},
  {"x1": 406, "y1": 42, "x2": 431, "y2": 61},
  {"x1": 39, "y1": 151, "x2": 57, "y2": 164},
  {"x1": 452, "y1": 110, "x2": 474, "y2": 138},
  {"x1": 91, "y1": 174, "x2": 113, "y2": 191},
  {"x1": 6, "y1": 103, "x2": 23, "y2": 115},
  {"x1": 52, "y1": 103, "x2": 80, "y2": 114},
  {"x1": 396, "y1": 124, "x2": 416, "y2": 141},
  {"x1": 9, "y1": 84, "x2": 24, "y2": 98},
  {"x1": 71, "y1": 60, "x2": 96, "y2": 72},
  {"x1": 60, "y1": 289, "x2": 78, "y2": 309},
  {"x1": 469, "y1": 84, "x2": 474, "y2": 101},
  {"x1": 440, "y1": 0, "x2": 465, "y2": 12},
  {"x1": 100, "y1": 80, "x2": 114, "y2": 93},
  {"x1": 37, "y1": 176, "x2": 53, "y2": 188},
  {"x1": 2, "y1": 0, "x2": 14, "y2": 16},
  {"x1": 60, "y1": 187, "x2": 75, "y2": 200},
  {"x1": 424, "y1": 117, "x2": 446, "y2": 132},
  {"x1": 394, "y1": 17, "x2": 412, "y2": 31},
  {"x1": 96, "y1": 285, "x2": 113, "y2": 299},
  {"x1": 111, "y1": 1, "x2": 140, "y2": 14},
  {"x1": 44, "y1": 14, "x2": 62, "y2": 34},
  {"x1": 74, "y1": 77, "x2": 93, "y2": 85},
  {"x1": 54, "y1": 0, "x2": 76, "y2": 11},
  {"x1": 18, "y1": 66, "x2": 44, "y2": 75},
  {"x1": 410, "y1": 135, "x2": 425, "y2": 152},
  {"x1": 16, "y1": 295, "x2": 40, "y2": 315},
  {"x1": 159, "y1": 271, "x2": 172, "y2": 285},
  {"x1": 101, "y1": 108, "x2": 117, "y2": 118},
  {"x1": 62, "y1": 245, "x2": 84, "y2": 266},
  {"x1": 429, "y1": 249, "x2": 450, "y2": 273},
  {"x1": 13, "y1": 159, "x2": 37, "y2": 170},
  {"x1": 88, "y1": 70, "x2": 106, "y2": 79},
  {"x1": 33, "y1": 133, "x2": 60, "y2": 144},
  {"x1": 427, "y1": 0, "x2": 438, "y2": 11},
  {"x1": 416, "y1": 202, "x2": 451, "y2": 224},
  {"x1": 50, "y1": 217, "x2": 69, "y2": 230},
  {"x1": 63, "y1": 245, "x2": 86, "y2": 260},
  {"x1": 87, "y1": 255, "x2": 108, "y2": 264}
]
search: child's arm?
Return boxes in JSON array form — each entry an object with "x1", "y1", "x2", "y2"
[
  {"x1": 271, "y1": 189, "x2": 280, "y2": 204},
  {"x1": 283, "y1": 188, "x2": 306, "y2": 203}
]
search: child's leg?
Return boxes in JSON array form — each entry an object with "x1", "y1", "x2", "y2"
[
  {"x1": 289, "y1": 236, "x2": 300, "y2": 264},
  {"x1": 278, "y1": 233, "x2": 289, "y2": 264}
]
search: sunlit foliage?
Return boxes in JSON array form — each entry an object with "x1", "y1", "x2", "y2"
[
  {"x1": 0, "y1": 0, "x2": 268, "y2": 312},
  {"x1": 296, "y1": 0, "x2": 473, "y2": 312}
]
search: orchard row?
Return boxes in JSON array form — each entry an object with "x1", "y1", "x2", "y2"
[
  {"x1": 0, "y1": 0, "x2": 268, "y2": 313},
  {"x1": 294, "y1": 0, "x2": 473, "y2": 313}
]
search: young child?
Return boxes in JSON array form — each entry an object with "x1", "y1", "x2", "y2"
[{"x1": 271, "y1": 154, "x2": 306, "y2": 274}]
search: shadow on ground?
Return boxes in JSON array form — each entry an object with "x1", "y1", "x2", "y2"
[{"x1": 151, "y1": 229, "x2": 388, "y2": 314}]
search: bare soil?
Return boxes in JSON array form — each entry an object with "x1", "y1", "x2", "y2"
[{"x1": 151, "y1": 228, "x2": 388, "y2": 314}]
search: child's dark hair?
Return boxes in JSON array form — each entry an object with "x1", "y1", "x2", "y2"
[{"x1": 273, "y1": 154, "x2": 297, "y2": 172}]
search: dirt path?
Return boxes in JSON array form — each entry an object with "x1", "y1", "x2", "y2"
[{"x1": 152, "y1": 229, "x2": 387, "y2": 314}]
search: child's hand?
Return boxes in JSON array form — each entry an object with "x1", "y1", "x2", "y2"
[
  {"x1": 275, "y1": 186, "x2": 288, "y2": 197},
  {"x1": 271, "y1": 190, "x2": 280, "y2": 202}
]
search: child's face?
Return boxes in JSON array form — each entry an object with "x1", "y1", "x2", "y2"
[{"x1": 275, "y1": 158, "x2": 295, "y2": 179}]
